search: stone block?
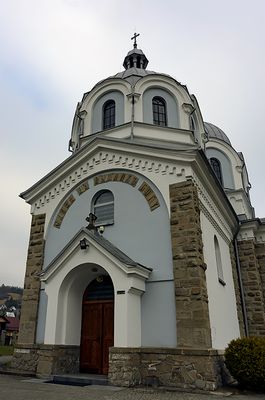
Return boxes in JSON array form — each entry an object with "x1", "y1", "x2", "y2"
[{"x1": 109, "y1": 347, "x2": 227, "y2": 390}]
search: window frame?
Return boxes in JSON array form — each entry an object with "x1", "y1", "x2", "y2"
[
  {"x1": 210, "y1": 157, "x2": 223, "y2": 186},
  {"x1": 152, "y1": 96, "x2": 167, "y2": 127},
  {"x1": 102, "y1": 100, "x2": 115, "y2": 130},
  {"x1": 214, "y1": 235, "x2": 226, "y2": 286},
  {"x1": 92, "y1": 190, "x2": 114, "y2": 226}
]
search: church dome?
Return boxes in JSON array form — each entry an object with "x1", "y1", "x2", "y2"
[
  {"x1": 204, "y1": 122, "x2": 231, "y2": 145},
  {"x1": 91, "y1": 35, "x2": 179, "y2": 89}
]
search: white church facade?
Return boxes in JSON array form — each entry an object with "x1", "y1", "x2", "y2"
[{"x1": 12, "y1": 38, "x2": 265, "y2": 390}]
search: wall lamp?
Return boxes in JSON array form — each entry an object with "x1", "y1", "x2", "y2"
[{"x1": 79, "y1": 238, "x2": 89, "y2": 250}]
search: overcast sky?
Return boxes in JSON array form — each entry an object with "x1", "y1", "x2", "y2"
[{"x1": 1, "y1": 0, "x2": 265, "y2": 286}]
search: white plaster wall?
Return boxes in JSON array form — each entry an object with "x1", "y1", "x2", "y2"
[
  {"x1": 42, "y1": 171, "x2": 177, "y2": 347},
  {"x1": 201, "y1": 212, "x2": 240, "y2": 349},
  {"x1": 141, "y1": 281, "x2": 177, "y2": 347}
]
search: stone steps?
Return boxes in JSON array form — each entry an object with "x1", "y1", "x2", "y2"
[{"x1": 49, "y1": 373, "x2": 108, "y2": 386}]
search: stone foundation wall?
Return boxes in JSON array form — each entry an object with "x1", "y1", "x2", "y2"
[
  {"x1": 169, "y1": 181, "x2": 212, "y2": 348},
  {"x1": 18, "y1": 214, "x2": 46, "y2": 344},
  {"x1": 237, "y1": 239, "x2": 265, "y2": 336},
  {"x1": 36, "y1": 345, "x2": 80, "y2": 377},
  {"x1": 11, "y1": 344, "x2": 39, "y2": 374},
  {"x1": 11, "y1": 344, "x2": 80, "y2": 377},
  {"x1": 109, "y1": 347, "x2": 231, "y2": 391}
]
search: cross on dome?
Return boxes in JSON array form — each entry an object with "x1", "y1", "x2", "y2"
[
  {"x1": 131, "y1": 32, "x2": 140, "y2": 49},
  {"x1": 123, "y1": 33, "x2": 149, "y2": 70}
]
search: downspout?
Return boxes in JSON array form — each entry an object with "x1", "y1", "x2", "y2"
[{"x1": 233, "y1": 226, "x2": 249, "y2": 337}]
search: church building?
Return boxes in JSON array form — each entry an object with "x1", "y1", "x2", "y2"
[{"x1": 12, "y1": 36, "x2": 265, "y2": 390}]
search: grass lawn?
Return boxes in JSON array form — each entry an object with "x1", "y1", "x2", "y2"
[{"x1": 0, "y1": 345, "x2": 14, "y2": 356}]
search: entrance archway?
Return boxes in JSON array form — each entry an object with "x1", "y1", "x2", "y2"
[{"x1": 80, "y1": 275, "x2": 114, "y2": 374}]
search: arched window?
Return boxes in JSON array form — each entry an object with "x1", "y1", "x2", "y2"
[
  {"x1": 210, "y1": 157, "x2": 223, "y2": 186},
  {"x1": 92, "y1": 190, "x2": 114, "y2": 225},
  {"x1": 214, "y1": 235, "x2": 225, "y2": 285},
  {"x1": 152, "y1": 97, "x2": 167, "y2": 126},
  {"x1": 103, "y1": 100, "x2": 115, "y2": 130}
]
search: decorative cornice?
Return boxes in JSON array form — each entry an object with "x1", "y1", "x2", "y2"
[
  {"x1": 199, "y1": 201, "x2": 230, "y2": 244},
  {"x1": 190, "y1": 173, "x2": 234, "y2": 242},
  {"x1": 238, "y1": 220, "x2": 265, "y2": 243},
  {"x1": 32, "y1": 149, "x2": 188, "y2": 212}
]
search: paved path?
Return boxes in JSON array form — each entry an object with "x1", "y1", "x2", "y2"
[{"x1": 0, "y1": 374, "x2": 265, "y2": 400}]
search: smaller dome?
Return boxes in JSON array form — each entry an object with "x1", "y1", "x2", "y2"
[{"x1": 204, "y1": 122, "x2": 231, "y2": 145}]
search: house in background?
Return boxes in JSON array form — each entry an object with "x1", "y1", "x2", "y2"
[
  {"x1": 0, "y1": 316, "x2": 8, "y2": 345},
  {"x1": 12, "y1": 38, "x2": 265, "y2": 390},
  {"x1": 5, "y1": 317, "x2": 20, "y2": 346}
]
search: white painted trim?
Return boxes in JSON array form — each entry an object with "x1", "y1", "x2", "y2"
[{"x1": 41, "y1": 229, "x2": 151, "y2": 347}]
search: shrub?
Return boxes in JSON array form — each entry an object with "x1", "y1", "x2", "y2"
[{"x1": 225, "y1": 337, "x2": 265, "y2": 392}]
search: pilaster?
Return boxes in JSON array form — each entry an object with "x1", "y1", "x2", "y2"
[
  {"x1": 169, "y1": 180, "x2": 212, "y2": 348},
  {"x1": 237, "y1": 239, "x2": 265, "y2": 336},
  {"x1": 18, "y1": 214, "x2": 46, "y2": 344},
  {"x1": 229, "y1": 243, "x2": 245, "y2": 337},
  {"x1": 255, "y1": 242, "x2": 265, "y2": 304}
]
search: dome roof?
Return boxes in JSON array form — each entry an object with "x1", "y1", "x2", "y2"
[
  {"x1": 204, "y1": 122, "x2": 231, "y2": 145},
  {"x1": 88, "y1": 40, "x2": 188, "y2": 95}
]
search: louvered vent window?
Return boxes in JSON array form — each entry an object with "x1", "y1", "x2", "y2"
[{"x1": 93, "y1": 190, "x2": 114, "y2": 226}]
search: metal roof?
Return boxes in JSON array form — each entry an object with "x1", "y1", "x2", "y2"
[{"x1": 204, "y1": 122, "x2": 231, "y2": 145}]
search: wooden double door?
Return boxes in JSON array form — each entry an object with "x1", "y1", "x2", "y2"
[{"x1": 80, "y1": 277, "x2": 114, "y2": 374}]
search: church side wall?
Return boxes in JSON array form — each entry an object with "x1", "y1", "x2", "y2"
[{"x1": 200, "y1": 213, "x2": 240, "y2": 348}]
